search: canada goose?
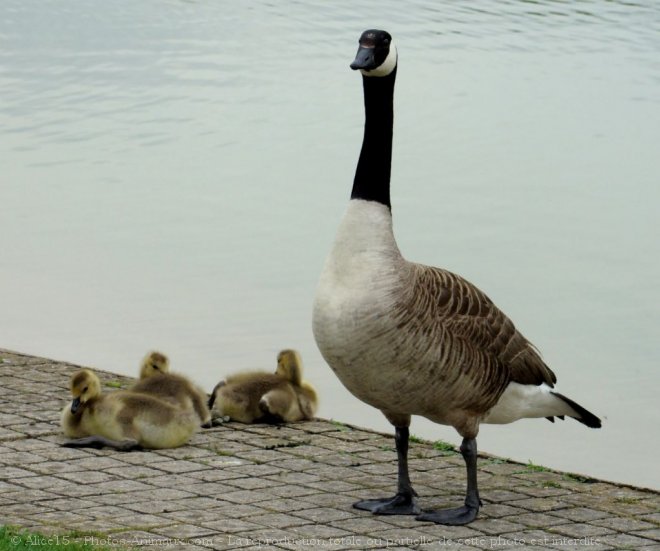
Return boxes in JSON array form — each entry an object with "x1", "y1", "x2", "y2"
[
  {"x1": 131, "y1": 351, "x2": 212, "y2": 428},
  {"x1": 61, "y1": 369, "x2": 199, "y2": 450},
  {"x1": 208, "y1": 349, "x2": 318, "y2": 424},
  {"x1": 312, "y1": 29, "x2": 601, "y2": 526}
]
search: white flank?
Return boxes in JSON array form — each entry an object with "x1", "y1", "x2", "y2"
[
  {"x1": 482, "y1": 382, "x2": 574, "y2": 424},
  {"x1": 361, "y1": 42, "x2": 398, "y2": 77}
]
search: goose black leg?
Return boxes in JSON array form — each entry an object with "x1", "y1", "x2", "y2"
[
  {"x1": 62, "y1": 436, "x2": 142, "y2": 452},
  {"x1": 354, "y1": 426, "x2": 420, "y2": 515},
  {"x1": 416, "y1": 436, "x2": 481, "y2": 525}
]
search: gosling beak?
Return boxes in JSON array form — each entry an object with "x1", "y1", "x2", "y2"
[
  {"x1": 350, "y1": 46, "x2": 376, "y2": 71},
  {"x1": 70, "y1": 397, "x2": 81, "y2": 414}
]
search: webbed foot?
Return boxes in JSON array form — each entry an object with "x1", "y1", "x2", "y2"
[
  {"x1": 354, "y1": 493, "x2": 420, "y2": 515},
  {"x1": 416, "y1": 504, "x2": 479, "y2": 525},
  {"x1": 211, "y1": 415, "x2": 230, "y2": 426},
  {"x1": 62, "y1": 436, "x2": 141, "y2": 451}
]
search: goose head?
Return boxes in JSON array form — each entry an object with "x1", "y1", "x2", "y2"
[
  {"x1": 139, "y1": 351, "x2": 170, "y2": 379},
  {"x1": 69, "y1": 369, "x2": 101, "y2": 414},
  {"x1": 350, "y1": 29, "x2": 397, "y2": 77}
]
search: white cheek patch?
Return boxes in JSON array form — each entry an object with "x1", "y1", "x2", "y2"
[{"x1": 361, "y1": 42, "x2": 397, "y2": 77}]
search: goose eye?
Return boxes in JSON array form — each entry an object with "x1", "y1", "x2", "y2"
[
  {"x1": 152, "y1": 364, "x2": 159, "y2": 370},
  {"x1": 83, "y1": 386, "x2": 88, "y2": 393}
]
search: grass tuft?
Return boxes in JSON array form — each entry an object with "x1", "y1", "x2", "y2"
[
  {"x1": 525, "y1": 460, "x2": 551, "y2": 473},
  {"x1": 563, "y1": 472, "x2": 598, "y2": 483},
  {"x1": 433, "y1": 440, "x2": 456, "y2": 453}
]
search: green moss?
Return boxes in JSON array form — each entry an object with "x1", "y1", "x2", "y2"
[
  {"x1": 103, "y1": 381, "x2": 123, "y2": 389},
  {"x1": 0, "y1": 526, "x2": 122, "y2": 551},
  {"x1": 330, "y1": 420, "x2": 351, "y2": 432},
  {"x1": 482, "y1": 457, "x2": 507, "y2": 465},
  {"x1": 213, "y1": 449, "x2": 233, "y2": 456},
  {"x1": 541, "y1": 480, "x2": 562, "y2": 489},
  {"x1": 613, "y1": 496, "x2": 642, "y2": 504}
]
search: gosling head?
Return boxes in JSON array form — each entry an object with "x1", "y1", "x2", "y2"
[
  {"x1": 69, "y1": 369, "x2": 101, "y2": 414},
  {"x1": 276, "y1": 349, "x2": 303, "y2": 386},
  {"x1": 350, "y1": 29, "x2": 397, "y2": 77},
  {"x1": 139, "y1": 351, "x2": 170, "y2": 379}
]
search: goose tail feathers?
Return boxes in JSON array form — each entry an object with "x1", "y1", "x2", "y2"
[{"x1": 550, "y1": 391, "x2": 601, "y2": 428}]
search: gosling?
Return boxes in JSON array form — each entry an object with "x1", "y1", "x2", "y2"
[
  {"x1": 208, "y1": 349, "x2": 318, "y2": 424},
  {"x1": 131, "y1": 351, "x2": 212, "y2": 428},
  {"x1": 61, "y1": 369, "x2": 199, "y2": 450}
]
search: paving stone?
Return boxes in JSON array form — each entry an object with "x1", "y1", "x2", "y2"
[
  {"x1": 506, "y1": 497, "x2": 572, "y2": 512},
  {"x1": 0, "y1": 450, "x2": 49, "y2": 465},
  {"x1": 591, "y1": 516, "x2": 658, "y2": 532},
  {"x1": 103, "y1": 465, "x2": 167, "y2": 479},
  {"x1": 547, "y1": 506, "x2": 613, "y2": 522},
  {"x1": 513, "y1": 512, "x2": 572, "y2": 528},
  {"x1": 139, "y1": 473, "x2": 203, "y2": 488},
  {"x1": 638, "y1": 512, "x2": 660, "y2": 524},
  {"x1": 0, "y1": 466, "x2": 38, "y2": 478},
  {"x1": 255, "y1": 497, "x2": 311, "y2": 513},
  {"x1": 330, "y1": 516, "x2": 405, "y2": 533},
  {"x1": 242, "y1": 512, "x2": 311, "y2": 529},
  {"x1": 302, "y1": 479, "x2": 363, "y2": 494},
  {"x1": 220, "y1": 489, "x2": 271, "y2": 505},
  {"x1": 290, "y1": 506, "x2": 355, "y2": 524},
  {"x1": 23, "y1": 510, "x2": 93, "y2": 525},
  {"x1": 210, "y1": 503, "x2": 268, "y2": 519},
  {"x1": 13, "y1": 474, "x2": 71, "y2": 491},
  {"x1": 266, "y1": 471, "x2": 321, "y2": 486},
  {"x1": 199, "y1": 517, "x2": 264, "y2": 533},
  {"x1": 65, "y1": 455, "x2": 130, "y2": 470},
  {"x1": 548, "y1": 522, "x2": 615, "y2": 538},
  {"x1": 152, "y1": 523, "x2": 217, "y2": 539},
  {"x1": 473, "y1": 503, "x2": 529, "y2": 519},
  {"x1": 28, "y1": 460, "x2": 88, "y2": 475},
  {"x1": 149, "y1": 459, "x2": 212, "y2": 474},
  {"x1": 598, "y1": 532, "x2": 659, "y2": 548},
  {"x1": 263, "y1": 484, "x2": 321, "y2": 499},
  {"x1": 56, "y1": 470, "x2": 117, "y2": 484},
  {"x1": 467, "y1": 518, "x2": 528, "y2": 535}
]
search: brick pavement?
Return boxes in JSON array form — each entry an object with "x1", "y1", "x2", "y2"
[{"x1": 0, "y1": 349, "x2": 658, "y2": 550}]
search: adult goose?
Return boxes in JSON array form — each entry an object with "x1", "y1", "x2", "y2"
[{"x1": 312, "y1": 29, "x2": 601, "y2": 526}]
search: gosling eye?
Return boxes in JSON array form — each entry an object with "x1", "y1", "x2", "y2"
[
  {"x1": 83, "y1": 386, "x2": 88, "y2": 393},
  {"x1": 151, "y1": 364, "x2": 159, "y2": 370}
]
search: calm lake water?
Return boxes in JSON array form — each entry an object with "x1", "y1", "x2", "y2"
[{"x1": 2, "y1": 0, "x2": 659, "y2": 489}]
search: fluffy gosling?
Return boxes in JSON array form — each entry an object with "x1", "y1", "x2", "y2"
[
  {"x1": 61, "y1": 369, "x2": 198, "y2": 450},
  {"x1": 131, "y1": 351, "x2": 212, "y2": 428},
  {"x1": 208, "y1": 349, "x2": 318, "y2": 424}
]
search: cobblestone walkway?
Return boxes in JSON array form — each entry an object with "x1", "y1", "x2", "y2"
[{"x1": 0, "y1": 349, "x2": 658, "y2": 550}]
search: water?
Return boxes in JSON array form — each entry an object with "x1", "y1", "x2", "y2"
[{"x1": 2, "y1": 0, "x2": 659, "y2": 489}]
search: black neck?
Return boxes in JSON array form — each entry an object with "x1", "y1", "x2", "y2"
[{"x1": 351, "y1": 67, "x2": 396, "y2": 209}]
